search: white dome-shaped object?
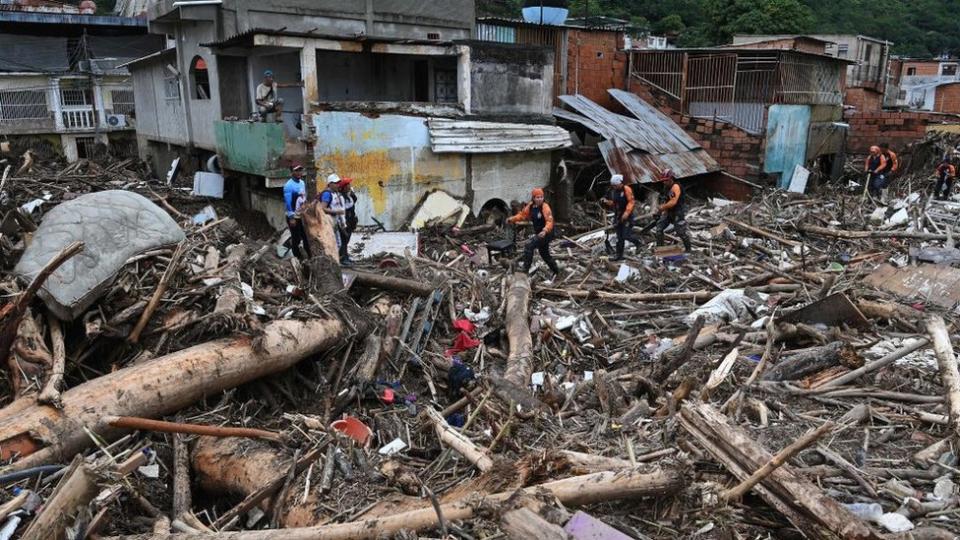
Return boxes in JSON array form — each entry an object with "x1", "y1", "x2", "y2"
[
  {"x1": 521, "y1": 0, "x2": 568, "y2": 25},
  {"x1": 79, "y1": 0, "x2": 97, "y2": 14}
]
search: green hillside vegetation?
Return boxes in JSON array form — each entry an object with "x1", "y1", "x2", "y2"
[{"x1": 478, "y1": 0, "x2": 960, "y2": 56}]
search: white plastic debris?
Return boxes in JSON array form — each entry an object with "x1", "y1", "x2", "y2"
[
  {"x1": 240, "y1": 282, "x2": 254, "y2": 300},
  {"x1": 843, "y1": 502, "x2": 882, "y2": 522},
  {"x1": 531, "y1": 372, "x2": 545, "y2": 388},
  {"x1": 19, "y1": 198, "x2": 45, "y2": 214},
  {"x1": 933, "y1": 476, "x2": 956, "y2": 501},
  {"x1": 464, "y1": 307, "x2": 491, "y2": 325},
  {"x1": 583, "y1": 371, "x2": 594, "y2": 382},
  {"x1": 684, "y1": 289, "x2": 768, "y2": 326},
  {"x1": 137, "y1": 464, "x2": 160, "y2": 478},
  {"x1": 877, "y1": 513, "x2": 913, "y2": 533},
  {"x1": 192, "y1": 205, "x2": 218, "y2": 225},
  {"x1": 378, "y1": 438, "x2": 407, "y2": 456},
  {"x1": 881, "y1": 208, "x2": 909, "y2": 229},
  {"x1": 705, "y1": 348, "x2": 738, "y2": 390},
  {"x1": 615, "y1": 263, "x2": 640, "y2": 282}
]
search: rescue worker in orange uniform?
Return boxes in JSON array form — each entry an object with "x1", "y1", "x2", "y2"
[
  {"x1": 879, "y1": 142, "x2": 899, "y2": 201},
  {"x1": 935, "y1": 157, "x2": 956, "y2": 200},
  {"x1": 601, "y1": 174, "x2": 643, "y2": 261},
  {"x1": 655, "y1": 169, "x2": 692, "y2": 252},
  {"x1": 507, "y1": 187, "x2": 560, "y2": 278},
  {"x1": 865, "y1": 145, "x2": 888, "y2": 200}
]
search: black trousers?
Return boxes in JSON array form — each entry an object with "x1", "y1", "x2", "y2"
[
  {"x1": 338, "y1": 227, "x2": 351, "y2": 260},
  {"x1": 655, "y1": 212, "x2": 691, "y2": 251},
  {"x1": 615, "y1": 218, "x2": 642, "y2": 258},
  {"x1": 522, "y1": 233, "x2": 559, "y2": 274},
  {"x1": 287, "y1": 218, "x2": 311, "y2": 259},
  {"x1": 936, "y1": 174, "x2": 954, "y2": 200}
]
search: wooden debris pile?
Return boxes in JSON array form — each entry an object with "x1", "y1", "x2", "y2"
[{"x1": 2, "y1": 145, "x2": 960, "y2": 539}]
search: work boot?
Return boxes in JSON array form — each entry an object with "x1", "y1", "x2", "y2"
[{"x1": 683, "y1": 238, "x2": 692, "y2": 252}]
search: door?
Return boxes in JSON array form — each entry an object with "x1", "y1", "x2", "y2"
[{"x1": 764, "y1": 104, "x2": 811, "y2": 189}]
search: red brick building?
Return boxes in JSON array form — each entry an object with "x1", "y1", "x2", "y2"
[{"x1": 475, "y1": 17, "x2": 628, "y2": 109}]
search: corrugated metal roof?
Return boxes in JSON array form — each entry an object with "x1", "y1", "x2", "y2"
[
  {"x1": 428, "y1": 119, "x2": 572, "y2": 154},
  {"x1": 556, "y1": 92, "x2": 719, "y2": 183}
]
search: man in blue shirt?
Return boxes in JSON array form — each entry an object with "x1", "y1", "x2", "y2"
[{"x1": 283, "y1": 164, "x2": 311, "y2": 260}]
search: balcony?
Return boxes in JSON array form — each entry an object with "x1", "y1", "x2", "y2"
[{"x1": 214, "y1": 120, "x2": 309, "y2": 179}]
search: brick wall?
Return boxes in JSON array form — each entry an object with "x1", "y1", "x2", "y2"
[
  {"x1": 565, "y1": 29, "x2": 627, "y2": 109},
  {"x1": 845, "y1": 110, "x2": 954, "y2": 154},
  {"x1": 845, "y1": 87, "x2": 883, "y2": 113},
  {"x1": 901, "y1": 61, "x2": 941, "y2": 77},
  {"x1": 934, "y1": 83, "x2": 960, "y2": 113},
  {"x1": 629, "y1": 78, "x2": 766, "y2": 184}
]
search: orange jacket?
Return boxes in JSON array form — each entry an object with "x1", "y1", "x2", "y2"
[
  {"x1": 865, "y1": 154, "x2": 887, "y2": 173},
  {"x1": 660, "y1": 183, "x2": 682, "y2": 212},
  {"x1": 508, "y1": 201, "x2": 554, "y2": 233}
]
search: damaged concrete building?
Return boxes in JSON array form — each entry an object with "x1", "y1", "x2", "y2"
[
  {"x1": 626, "y1": 46, "x2": 850, "y2": 194},
  {"x1": 125, "y1": 0, "x2": 570, "y2": 230},
  {"x1": 0, "y1": 1, "x2": 163, "y2": 161}
]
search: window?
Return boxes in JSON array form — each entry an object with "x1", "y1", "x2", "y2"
[
  {"x1": 942, "y1": 64, "x2": 958, "y2": 77},
  {"x1": 61, "y1": 87, "x2": 93, "y2": 107},
  {"x1": 75, "y1": 136, "x2": 97, "y2": 159},
  {"x1": 434, "y1": 69, "x2": 458, "y2": 103},
  {"x1": 907, "y1": 67, "x2": 917, "y2": 76},
  {"x1": 163, "y1": 70, "x2": 180, "y2": 100},
  {"x1": 0, "y1": 90, "x2": 48, "y2": 121},
  {"x1": 863, "y1": 43, "x2": 873, "y2": 61},
  {"x1": 190, "y1": 56, "x2": 210, "y2": 100},
  {"x1": 837, "y1": 44, "x2": 849, "y2": 58},
  {"x1": 110, "y1": 89, "x2": 135, "y2": 115}
]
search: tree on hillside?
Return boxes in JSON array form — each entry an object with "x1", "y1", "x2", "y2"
[
  {"x1": 704, "y1": 0, "x2": 815, "y2": 44},
  {"x1": 653, "y1": 14, "x2": 685, "y2": 35}
]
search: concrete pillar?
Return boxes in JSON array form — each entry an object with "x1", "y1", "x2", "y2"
[
  {"x1": 456, "y1": 44, "x2": 471, "y2": 114},
  {"x1": 49, "y1": 77, "x2": 64, "y2": 131},
  {"x1": 92, "y1": 77, "x2": 106, "y2": 128},
  {"x1": 300, "y1": 42, "x2": 318, "y2": 114}
]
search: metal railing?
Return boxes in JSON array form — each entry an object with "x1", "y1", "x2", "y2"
[{"x1": 0, "y1": 89, "x2": 50, "y2": 122}]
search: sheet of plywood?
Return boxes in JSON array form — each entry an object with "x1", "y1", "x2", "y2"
[
  {"x1": 781, "y1": 293, "x2": 870, "y2": 329},
  {"x1": 864, "y1": 264, "x2": 960, "y2": 309}
]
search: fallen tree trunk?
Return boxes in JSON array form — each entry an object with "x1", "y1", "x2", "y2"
[
  {"x1": 503, "y1": 273, "x2": 533, "y2": 387},
  {"x1": 680, "y1": 403, "x2": 880, "y2": 540},
  {"x1": 101, "y1": 465, "x2": 684, "y2": 540},
  {"x1": 0, "y1": 317, "x2": 355, "y2": 470},
  {"x1": 926, "y1": 316, "x2": 960, "y2": 445},
  {"x1": 348, "y1": 270, "x2": 434, "y2": 297},
  {"x1": 762, "y1": 342, "x2": 862, "y2": 382},
  {"x1": 799, "y1": 224, "x2": 951, "y2": 241},
  {"x1": 353, "y1": 332, "x2": 384, "y2": 386}
]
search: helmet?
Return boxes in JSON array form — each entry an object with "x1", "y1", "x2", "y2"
[
  {"x1": 610, "y1": 174, "x2": 624, "y2": 186},
  {"x1": 531, "y1": 188, "x2": 545, "y2": 198},
  {"x1": 658, "y1": 169, "x2": 675, "y2": 182},
  {"x1": 869, "y1": 145, "x2": 881, "y2": 154}
]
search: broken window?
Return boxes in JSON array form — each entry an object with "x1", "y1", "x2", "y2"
[
  {"x1": 942, "y1": 64, "x2": 958, "y2": 77},
  {"x1": 314, "y1": 51, "x2": 459, "y2": 104},
  {"x1": 907, "y1": 67, "x2": 917, "y2": 76},
  {"x1": 163, "y1": 63, "x2": 180, "y2": 100},
  {"x1": 0, "y1": 89, "x2": 48, "y2": 121},
  {"x1": 191, "y1": 56, "x2": 211, "y2": 100},
  {"x1": 75, "y1": 136, "x2": 97, "y2": 159}
]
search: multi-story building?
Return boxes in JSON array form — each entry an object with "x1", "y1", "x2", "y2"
[
  {"x1": 126, "y1": 0, "x2": 570, "y2": 230},
  {"x1": 886, "y1": 57, "x2": 960, "y2": 112},
  {"x1": 0, "y1": 0, "x2": 163, "y2": 161}
]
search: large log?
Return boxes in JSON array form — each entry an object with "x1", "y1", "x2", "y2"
[
  {"x1": 0, "y1": 318, "x2": 353, "y2": 470},
  {"x1": 101, "y1": 465, "x2": 685, "y2": 540},
  {"x1": 799, "y1": 224, "x2": 951, "y2": 241},
  {"x1": 819, "y1": 338, "x2": 930, "y2": 388},
  {"x1": 348, "y1": 270, "x2": 434, "y2": 297},
  {"x1": 503, "y1": 272, "x2": 533, "y2": 387},
  {"x1": 299, "y1": 201, "x2": 338, "y2": 261},
  {"x1": 425, "y1": 407, "x2": 494, "y2": 471},
  {"x1": 680, "y1": 403, "x2": 880, "y2": 540},
  {"x1": 762, "y1": 342, "x2": 862, "y2": 382},
  {"x1": 926, "y1": 316, "x2": 960, "y2": 445}
]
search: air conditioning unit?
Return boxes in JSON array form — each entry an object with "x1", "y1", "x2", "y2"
[{"x1": 106, "y1": 114, "x2": 127, "y2": 128}]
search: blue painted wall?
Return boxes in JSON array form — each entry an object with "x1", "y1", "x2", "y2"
[{"x1": 764, "y1": 105, "x2": 811, "y2": 189}]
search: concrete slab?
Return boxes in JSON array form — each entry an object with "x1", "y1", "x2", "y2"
[{"x1": 14, "y1": 190, "x2": 185, "y2": 320}]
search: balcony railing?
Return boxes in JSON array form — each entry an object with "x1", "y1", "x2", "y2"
[{"x1": 61, "y1": 107, "x2": 97, "y2": 130}]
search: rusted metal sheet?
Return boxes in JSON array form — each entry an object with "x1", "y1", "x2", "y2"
[
  {"x1": 781, "y1": 293, "x2": 870, "y2": 329},
  {"x1": 598, "y1": 140, "x2": 718, "y2": 184},
  {"x1": 557, "y1": 93, "x2": 719, "y2": 183},
  {"x1": 428, "y1": 119, "x2": 572, "y2": 154},
  {"x1": 864, "y1": 264, "x2": 960, "y2": 309}
]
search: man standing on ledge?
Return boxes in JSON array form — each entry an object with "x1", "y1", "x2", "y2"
[
  {"x1": 507, "y1": 187, "x2": 560, "y2": 279},
  {"x1": 283, "y1": 164, "x2": 311, "y2": 260}
]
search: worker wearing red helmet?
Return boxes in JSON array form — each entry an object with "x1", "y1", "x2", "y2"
[
  {"x1": 655, "y1": 169, "x2": 691, "y2": 252},
  {"x1": 507, "y1": 187, "x2": 560, "y2": 278}
]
